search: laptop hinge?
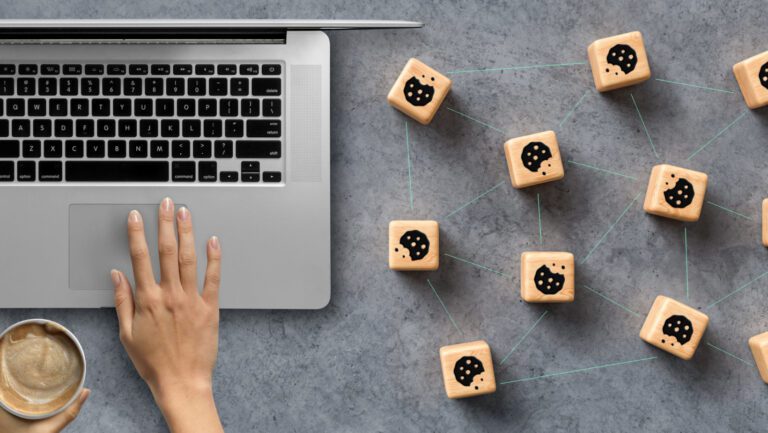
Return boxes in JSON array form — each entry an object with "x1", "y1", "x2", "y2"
[{"x1": 0, "y1": 27, "x2": 287, "y2": 44}]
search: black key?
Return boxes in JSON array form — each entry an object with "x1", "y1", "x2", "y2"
[
  {"x1": 12, "y1": 120, "x2": 30, "y2": 137},
  {"x1": 28, "y1": 99, "x2": 46, "y2": 116},
  {"x1": 173, "y1": 64, "x2": 192, "y2": 75},
  {"x1": 7, "y1": 99, "x2": 24, "y2": 116},
  {"x1": 220, "y1": 99, "x2": 238, "y2": 117},
  {"x1": 161, "y1": 120, "x2": 179, "y2": 137},
  {"x1": 23, "y1": 140, "x2": 41, "y2": 158},
  {"x1": 263, "y1": 171, "x2": 281, "y2": 182},
  {"x1": 182, "y1": 120, "x2": 200, "y2": 137},
  {"x1": 188, "y1": 78, "x2": 206, "y2": 96},
  {"x1": 242, "y1": 172, "x2": 260, "y2": 182},
  {"x1": 0, "y1": 161, "x2": 13, "y2": 181},
  {"x1": 150, "y1": 140, "x2": 168, "y2": 158},
  {"x1": 241, "y1": 161, "x2": 260, "y2": 172},
  {"x1": 49, "y1": 99, "x2": 67, "y2": 117},
  {"x1": 85, "y1": 64, "x2": 104, "y2": 75},
  {"x1": 177, "y1": 99, "x2": 195, "y2": 116},
  {"x1": 65, "y1": 140, "x2": 84, "y2": 158},
  {"x1": 140, "y1": 120, "x2": 158, "y2": 138},
  {"x1": 81, "y1": 77, "x2": 99, "y2": 95},
  {"x1": 108, "y1": 140, "x2": 126, "y2": 158},
  {"x1": 17, "y1": 78, "x2": 35, "y2": 95},
  {"x1": 0, "y1": 119, "x2": 10, "y2": 137},
  {"x1": 172, "y1": 140, "x2": 190, "y2": 158},
  {"x1": 263, "y1": 99, "x2": 281, "y2": 117},
  {"x1": 236, "y1": 140, "x2": 281, "y2": 158},
  {"x1": 17, "y1": 161, "x2": 35, "y2": 182},
  {"x1": 86, "y1": 140, "x2": 105, "y2": 157},
  {"x1": 209, "y1": 78, "x2": 227, "y2": 96},
  {"x1": 129, "y1": 140, "x2": 147, "y2": 158},
  {"x1": 262, "y1": 64, "x2": 281, "y2": 75},
  {"x1": 217, "y1": 64, "x2": 237, "y2": 75},
  {"x1": 63, "y1": 64, "x2": 82, "y2": 75},
  {"x1": 145, "y1": 78, "x2": 163, "y2": 96},
  {"x1": 102, "y1": 77, "x2": 121, "y2": 96},
  {"x1": 129, "y1": 64, "x2": 148, "y2": 75},
  {"x1": 246, "y1": 120, "x2": 281, "y2": 137},
  {"x1": 195, "y1": 64, "x2": 215, "y2": 75},
  {"x1": 76, "y1": 120, "x2": 94, "y2": 137},
  {"x1": 199, "y1": 161, "x2": 217, "y2": 182},
  {"x1": 92, "y1": 99, "x2": 110, "y2": 116},
  {"x1": 39, "y1": 161, "x2": 62, "y2": 181},
  {"x1": 225, "y1": 120, "x2": 243, "y2": 137},
  {"x1": 193, "y1": 140, "x2": 211, "y2": 158},
  {"x1": 156, "y1": 99, "x2": 174, "y2": 116},
  {"x1": 70, "y1": 99, "x2": 88, "y2": 116},
  {"x1": 134, "y1": 99, "x2": 153, "y2": 116},
  {"x1": 166, "y1": 78, "x2": 184, "y2": 96},
  {"x1": 151, "y1": 64, "x2": 171, "y2": 75},
  {"x1": 66, "y1": 161, "x2": 169, "y2": 182},
  {"x1": 107, "y1": 64, "x2": 126, "y2": 75},
  {"x1": 113, "y1": 99, "x2": 132, "y2": 116},
  {"x1": 41, "y1": 65, "x2": 60, "y2": 75},
  {"x1": 0, "y1": 78, "x2": 13, "y2": 95},
  {"x1": 251, "y1": 78, "x2": 281, "y2": 96},
  {"x1": 214, "y1": 140, "x2": 233, "y2": 158},
  {"x1": 97, "y1": 120, "x2": 116, "y2": 137},
  {"x1": 203, "y1": 120, "x2": 222, "y2": 138},
  {"x1": 172, "y1": 161, "x2": 195, "y2": 182},
  {"x1": 124, "y1": 77, "x2": 142, "y2": 96},
  {"x1": 119, "y1": 119, "x2": 137, "y2": 137},
  {"x1": 198, "y1": 99, "x2": 216, "y2": 116},
  {"x1": 0, "y1": 140, "x2": 20, "y2": 158},
  {"x1": 240, "y1": 64, "x2": 259, "y2": 75},
  {"x1": 0, "y1": 65, "x2": 16, "y2": 75},
  {"x1": 38, "y1": 78, "x2": 57, "y2": 95},
  {"x1": 19, "y1": 64, "x2": 38, "y2": 75},
  {"x1": 43, "y1": 140, "x2": 62, "y2": 157},
  {"x1": 60, "y1": 77, "x2": 78, "y2": 95},
  {"x1": 54, "y1": 120, "x2": 73, "y2": 137},
  {"x1": 231, "y1": 78, "x2": 248, "y2": 96},
  {"x1": 33, "y1": 119, "x2": 51, "y2": 137},
  {"x1": 220, "y1": 171, "x2": 238, "y2": 182}
]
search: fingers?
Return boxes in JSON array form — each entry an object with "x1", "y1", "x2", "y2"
[
  {"x1": 127, "y1": 210, "x2": 155, "y2": 289},
  {"x1": 40, "y1": 388, "x2": 90, "y2": 432},
  {"x1": 111, "y1": 270, "x2": 134, "y2": 342},
  {"x1": 157, "y1": 197, "x2": 180, "y2": 287},
  {"x1": 176, "y1": 207, "x2": 198, "y2": 291},
  {"x1": 202, "y1": 236, "x2": 222, "y2": 306}
]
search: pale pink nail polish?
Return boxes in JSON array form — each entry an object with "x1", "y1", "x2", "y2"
[
  {"x1": 129, "y1": 210, "x2": 141, "y2": 223},
  {"x1": 110, "y1": 269, "x2": 121, "y2": 287},
  {"x1": 162, "y1": 197, "x2": 172, "y2": 212},
  {"x1": 178, "y1": 207, "x2": 190, "y2": 220},
  {"x1": 210, "y1": 236, "x2": 220, "y2": 250}
]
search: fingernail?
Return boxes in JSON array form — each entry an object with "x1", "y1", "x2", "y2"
[
  {"x1": 210, "y1": 236, "x2": 220, "y2": 250},
  {"x1": 81, "y1": 388, "x2": 91, "y2": 403},
  {"x1": 110, "y1": 269, "x2": 121, "y2": 287},
  {"x1": 162, "y1": 197, "x2": 173, "y2": 212},
  {"x1": 178, "y1": 207, "x2": 190, "y2": 221},
  {"x1": 128, "y1": 210, "x2": 141, "y2": 223}
]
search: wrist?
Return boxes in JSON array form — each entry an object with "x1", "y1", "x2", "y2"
[{"x1": 151, "y1": 378, "x2": 215, "y2": 414}]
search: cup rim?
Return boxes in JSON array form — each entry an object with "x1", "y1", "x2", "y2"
[{"x1": 0, "y1": 318, "x2": 87, "y2": 420}]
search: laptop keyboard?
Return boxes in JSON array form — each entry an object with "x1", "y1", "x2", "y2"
[{"x1": 0, "y1": 62, "x2": 284, "y2": 183}]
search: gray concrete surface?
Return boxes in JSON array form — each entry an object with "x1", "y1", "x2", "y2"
[{"x1": 1, "y1": 1, "x2": 768, "y2": 431}]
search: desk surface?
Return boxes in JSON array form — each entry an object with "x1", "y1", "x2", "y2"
[{"x1": 2, "y1": 1, "x2": 768, "y2": 431}]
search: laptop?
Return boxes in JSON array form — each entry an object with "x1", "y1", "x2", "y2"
[{"x1": 0, "y1": 19, "x2": 421, "y2": 308}]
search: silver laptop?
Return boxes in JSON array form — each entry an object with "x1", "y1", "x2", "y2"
[{"x1": 0, "y1": 19, "x2": 420, "y2": 308}]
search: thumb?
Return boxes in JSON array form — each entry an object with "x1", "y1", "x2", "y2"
[
  {"x1": 37, "y1": 388, "x2": 90, "y2": 433},
  {"x1": 111, "y1": 269, "x2": 134, "y2": 342}
]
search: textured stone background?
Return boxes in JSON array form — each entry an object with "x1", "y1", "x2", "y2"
[{"x1": 1, "y1": 1, "x2": 768, "y2": 432}]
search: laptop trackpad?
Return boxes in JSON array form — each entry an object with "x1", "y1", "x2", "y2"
[{"x1": 69, "y1": 204, "x2": 161, "y2": 290}]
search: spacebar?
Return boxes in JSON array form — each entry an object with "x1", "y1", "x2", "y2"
[{"x1": 66, "y1": 161, "x2": 169, "y2": 182}]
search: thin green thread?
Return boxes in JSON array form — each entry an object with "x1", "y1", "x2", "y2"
[
  {"x1": 655, "y1": 78, "x2": 735, "y2": 94},
  {"x1": 537, "y1": 193, "x2": 543, "y2": 244},
  {"x1": 446, "y1": 61, "x2": 587, "y2": 75},
  {"x1": 706, "y1": 342, "x2": 755, "y2": 366},
  {"x1": 705, "y1": 201, "x2": 753, "y2": 221},
  {"x1": 686, "y1": 110, "x2": 748, "y2": 161},
  {"x1": 630, "y1": 93, "x2": 659, "y2": 159},
  {"x1": 427, "y1": 279, "x2": 462, "y2": 335},
  {"x1": 706, "y1": 270, "x2": 768, "y2": 309},
  {"x1": 684, "y1": 227, "x2": 689, "y2": 300},
  {"x1": 581, "y1": 192, "x2": 642, "y2": 264},
  {"x1": 582, "y1": 285, "x2": 643, "y2": 318},
  {"x1": 567, "y1": 160, "x2": 639, "y2": 181},
  {"x1": 443, "y1": 253, "x2": 510, "y2": 277},
  {"x1": 444, "y1": 181, "x2": 505, "y2": 219},
  {"x1": 557, "y1": 90, "x2": 589, "y2": 129},
  {"x1": 444, "y1": 107, "x2": 505, "y2": 134},
  {"x1": 500, "y1": 356, "x2": 657, "y2": 385},
  {"x1": 499, "y1": 311, "x2": 549, "y2": 365},
  {"x1": 405, "y1": 121, "x2": 414, "y2": 210}
]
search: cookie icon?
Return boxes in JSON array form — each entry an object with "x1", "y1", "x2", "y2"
[
  {"x1": 664, "y1": 177, "x2": 694, "y2": 209},
  {"x1": 661, "y1": 315, "x2": 693, "y2": 346},
  {"x1": 395, "y1": 230, "x2": 430, "y2": 261},
  {"x1": 453, "y1": 356, "x2": 485, "y2": 389},
  {"x1": 534, "y1": 264, "x2": 565, "y2": 295},
  {"x1": 759, "y1": 61, "x2": 768, "y2": 90},
  {"x1": 606, "y1": 44, "x2": 637, "y2": 75},
  {"x1": 403, "y1": 76, "x2": 435, "y2": 107},
  {"x1": 520, "y1": 141, "x2": 552, "y2": 174}
]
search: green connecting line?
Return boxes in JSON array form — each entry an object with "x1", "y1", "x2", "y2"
[
  {"x1": 557, "y1": 90, "x2": 589, "y2": 129},
  {"x1": 427, "y1": 279, "x2": 462, "y2": 335},
  {"x1": 444, "y1": 181, "x2": 506, "y2": 219},
  {"x1": 655, "y1": 78, "x2": 735, "y2": 94},
  {"x1": 500, "y1": 356, "x2": 657, "y2": 385},
  {"x1": 705, "y1": 270, "x2": 768, "y2": 309},
  {"x1": 445, "y1": 61, "x2": 587, "y2": 75},
  {"x1": 705, "y1": 201, "x2": 753, "y2": 221},
  {"x1": 706, "y1": 342, "x2": 754, "y2": 366},
  {"x1": 684, "y1": 227, "x2": 689, "y2": 300},
  {"x1": 567, "y1": 160, "x2": 639, "y2": 181},
  {"x1": 582, "y1": 285, "x2": 643, "y2": 318},
  {"x1": 444, "y1": 107, "x2": 506, "y2": 134},
  {"x1": 443, "y1": 253, "x2": 510, "y2": 277},
  {"x1": 537, "y1": 193, "x2": 543, "y2": 244},
  {"x1": 580, "y1": 192, "x2": 642, "y2": 264},
  {"x1": 630, "y1": 93, "x2": 659, "y2": 159},
  {"x1": 499, "y1": 311, "x2": 549, "y2": 365},
  {"x1": 686, "y1": 110, "x2": 748, "y2": 161},
  {"x1": 405, "y1": 121, "x2": 414, "y2": 211}
]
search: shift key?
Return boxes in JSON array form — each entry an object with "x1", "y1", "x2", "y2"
[{"x1": 236, "y1": 141, "x2": 281, "y2": 158}]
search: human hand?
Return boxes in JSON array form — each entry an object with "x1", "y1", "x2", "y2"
[
  {"x1": 0, "y1": 389, "x2": 89, "y2": 433},
  {"x1": 111, "y1": 197, "x2": 223, "y2": 433}
]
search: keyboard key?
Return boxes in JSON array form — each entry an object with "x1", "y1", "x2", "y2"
[
  {"x1": 193, "y1": 140, "x2": 211, "y2": 158},
  {"x1": 107, "y1": 64, "x2": 126, "y2": 75},
  {"x1": 0, "y1": 120, "x2": 6, "y2": 136},
  {"x1": 113, "y1": 99, "x2": 132, "y2": 116},
  {"x1": 103, "y1": 77, "x2": 121, "y2": 96},
  {"x1": 172, "y1": 140, "x2": 190, "y2": 158},
  {"x1": 177, "y1": 99, "x2": 195, "y2": 116},
  {"x1": 0, "y1": 161, "x2": 13, "y2": 181},
  {"x1": 119, "y1": 119, "x2": 137, "y2": 137},
  {"x1": 129, "y1": 64, "x2": 148, "y2": 75},
  {"x1": 17, "y1": 78, "x2": 35, "y2": 95},
  {"x1": 29, "y1": 99, "x2": 46, "y2": 116},
  {"x1": 220, "y1": 171, "x2": 238, "y2": 182},
  {"x1": 108, "y1": 140, "x2": 126, "y2": 158},
  {"x1": 86, "y1": 140, "x2": 105, "y2": 157},
  {"x1": 242, "y1": 172, "x2": 259, "y2": 182},
  {"x1": 124, "y1": 77, "x2": 142, "y2": 96},
  {"x1": 203, "y1": 120, "x2": 222, "y2": 138},
  {"x1": 225, "y1": 120, "x2": 243, "y2": 137},
  {"x1": 81, "y1": 78, "x2": 99, "y2": 95},
  {"x1": 241, "y1": 161, "x2": 260, "y2": 172},
  {"x1": 0, "y1": 65, "x2": 16, "y2": 75},
  {"x1": 252, "y1": 78, "x2": 281, "y2": 96},
  {"x1": 209, "y1": 78, "x2": 227, "y2": 96},
  {"x1": 0, "y1": 140, "x2": 20, "y2": 158},
  {"x1": 161, "y1": 120, "x2": 179, "y2": 137},
  {"x1": 85, "y1": 64, "x2": 104, "y2": 75},
  {"x1": 263, "y1": 171, "x2": 281, "y2": 182},
  {"x1": 8, "y1": 99, "x2": 25, "y2": 116},
  {"x1": 151, "y1": 64, "x2": 171, "y2": 75},
  {"x1": 199, "y1": 161, "x2": 217, "y2": 182},
  {"x1": 231, "y1": 78, "x2": 248, "y2": 96},
  {"x1": 38, "y1": 78, "x2": 57, "y2": 95},
  {"x1": 0, "y1": 78, "x2": 13, "y2": 95},
  {"x1": 195, "y1": 64, "x2": 215, "y2": 75},
  {"x1": 55, "y1": 120, "x2": 73, "y2": 137},
  {"x1": 172, "y1": 161, "x2": 195, "y2": 182},
  {"x1": 166, "y1": 78, "x2": 184, "y2": 96},
  {"x1": 19, "y1": 64, "x2": 38, "y2": 75},
  {"x1": 220, "y1": 99, "x2": 238, "y2": 117},
  {"x1": 41, "y1": 65, "x2": 60, "y2": 75},
  {"x1": 39, "y1": 161, "x2": 62, "y2": 181},
  {"x1": 150, "y1": 140, "x2": 168, "y2": 158},
  {"x1": 76, "y1": 120, "x2": 94, "y2": 137},
  {"x1": 198, "y1": 99, "x2": 216, "y2": 116},
  {"x1": 140, "y1": 119, "x2": 158, "y2": 137},
  {"x1": 240, "y1": 64, "x2": 259, "y2": 75},
  {"x1": 33, "y1": 119, "x2": 51, "y2": 137},
  {"x1": 188, "y1": 78, "x2": 206, "y2": 96},
  {"x1": 129, "y1": 140, "x2": 147, "y2": 158},
  {"x1": 156, "y1": 99, "x2": 174, "y2": 116},
  {"x1": 214, "y1": 140, "x2": 233, "y2": 158},
  {"x1": 145, "y1": 78, "x2": 163, "y2": 96},
  {"x1": 60, "y1": 77, "x2": 78, "y2": 95},
  {"x1": 66, "y1": 161, "x2": 169, "y2": 182},
  {"x1": 263, "y1": 99, "x2": 281, "y2": 117},
  {"x1": 262, "y1": 64, "x2": 281, "y2": 75},
  {"x1": 65, "y1": 140, "x2": 84, "y2": 158},
  {"x1": 236, "y1": 141, "x2": 281, "y2": 158},
  {"x1": 246, "y1": 120, "x2": 281, "y2": 137},
  {"x1": 17, "y1": 161, "x2": 35, "y2": 181},
  {"x1": 63, "y1": 64, "x2": 82, "y2": 75},
  {"x1": 97, "y1": 120, "x2": 116, "y2": 137},
  {"x1": 173, "y1": 64, "x2": 193, "y2": 75},
  {"x1": 44, "y1": 140, "x2": 62, "y2": 157},
  {"x1": 70, "y1": 99, "x2": 88, "y2": 116},
  {"x1": 182, "y1": 120, "x2": 200, "y2": 137},
  {"x1": 23, "y1": 140, "x2": 41, "y2": 158},
  {"x1": 217, "y1": 64, "x2": 237, "y2": 75},
  {"x1": 12, "y1": 120, "x2": 30, "y2": 137},
  {"x1": 135, "y1": 99, "x2": 153, "y2": 116},
  {"x1": 49, "y1": 99, "x2": 67, "y2": 116}
]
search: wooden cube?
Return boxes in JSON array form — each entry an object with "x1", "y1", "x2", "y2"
[
  {"x1": 748, "y1": 331, "x2": 768, "y2": 383},
  {"x1": 387, "y1": 58, "x2": 452, "y2": 125},
  {"x1": 643, "y1": 164, "x2": 707, "y2": 222},
  {"x1": 504, "y1": 130, "x2": 565, "y2": 189},
  {"x1": 588, "y1": 31, "x2": 651, "y2": 92},
  {"x1": 388, "y1": 220, "x2": 439, "y2": 271},
  {"x1": 439, "y1": 340, "x2": 496, "y2": 399},
  {"x1": 639, "y1": 296, "x2": 708, "y2": 360},
  {"x1": 520, "y1": 251, "x2": 575, "y2": 303},
  {"x1": 762, "y1": 199, "x2": 768, "y2": 247},
  {"x1": 733, "y1": 51, "x2": 768, "y2": 109}
]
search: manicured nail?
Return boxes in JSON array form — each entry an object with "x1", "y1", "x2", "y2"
[
  {"x1": 110, "y1": 269, "x2": 121, "y2": 287},
  {"x1": 81, "y1": 388, "x2": 91, "y2": 403},
  {"x1": 210, "y1": 236, "x2": 220, "y2": 250},
  {"x1": 178, "y1": 207, "x2": 190, "y2": 221},
  {"x1": 128, "y1": 210, "x2": 141, "y2": 223},
  {"x1": 162, "y1": 197, "x2": 173, "y2": 212}
]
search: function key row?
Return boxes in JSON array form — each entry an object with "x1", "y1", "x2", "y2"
[{"x1": 0, "y1": 64, "x2": 281, "y2": 76}]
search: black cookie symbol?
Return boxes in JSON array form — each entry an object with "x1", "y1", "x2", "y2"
[
  {"x1": 534, "y1": 264, "x2": 565, "y2": 295},
  {"x1": 520, "y1": 141, "x2": 552, "y2": 174},
  {"x1": 759, "y1": 61, "x2": 768, "y2": 90},
  {"x1": 606, "y1": 44, "x2": 637, "y2": 75},
  {"x1": 453, "y1": 356, "x2": 485, "y2": 388},
  {"x1": 661, "y1": 315, "x2": 693, "y2": 346},
  {"x1": 664, "y1": 177, "x2": 694, "y2": 209},
  {"x1": 394, "y1": 230, "x2": 430, "y2": 261},
  {"x1": 403, "y1": 76, "x2": 435, "y2": 107}
]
